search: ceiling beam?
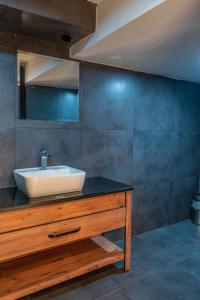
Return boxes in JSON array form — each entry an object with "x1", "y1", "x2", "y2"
[
  {"x1": 0, "y1": 0, "x2": 96, "y2": 48},
  {"x1": 0, "y1": 31, "x2": 70, "y2": 59}
]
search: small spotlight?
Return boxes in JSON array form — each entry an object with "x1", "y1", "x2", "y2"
[{"x1": 62, "y1": 35, "x2": 71, "y2": 43}]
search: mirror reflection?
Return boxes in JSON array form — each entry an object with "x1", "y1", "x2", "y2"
[{"x1": 17, "y1": 52, "x2": 79, "y2": 122}]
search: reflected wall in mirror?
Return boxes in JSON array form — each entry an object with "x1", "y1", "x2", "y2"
[{"x1": 17, "y1": 51, "x2": 79, "y2": 122}]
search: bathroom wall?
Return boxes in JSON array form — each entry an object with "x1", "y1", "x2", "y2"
[
  {"x1": 0, "y1": 50, "x2": 200, "y2": 234},
  {"x1": 0, "y1": 49, "x2": 16, "y2": 187},
  {"x1": 80, "y1": 63, "x2": 200, "y2": 234}
]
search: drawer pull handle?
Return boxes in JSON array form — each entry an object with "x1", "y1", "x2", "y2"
[{"x1": 48, "y1": 227, "x2": 81, "y2": 238}]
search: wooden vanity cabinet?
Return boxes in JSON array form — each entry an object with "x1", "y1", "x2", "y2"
[{"x1": 0, "y1": 190, "x2": 132, "y2": 300}]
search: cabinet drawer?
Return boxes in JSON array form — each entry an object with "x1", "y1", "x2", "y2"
[
  {"x1": 0, "y1": 192, "x2": 125, "y2": 234},
  {"x1": 0, "y1": 207, "x2": 126, "y2": 263}
]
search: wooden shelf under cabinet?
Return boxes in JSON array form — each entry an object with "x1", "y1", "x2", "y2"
[{"x1": 0, "y1": 236, "x2": 124, "y2": 300}]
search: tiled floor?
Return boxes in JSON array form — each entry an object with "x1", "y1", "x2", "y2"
[{"x1": 24, "y1": 220, "x2": 200, "y2": 300}]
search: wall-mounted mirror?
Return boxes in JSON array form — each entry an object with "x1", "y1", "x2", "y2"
[{"x1": 17, "y1": 51, "x2": 79, "y2": 122}]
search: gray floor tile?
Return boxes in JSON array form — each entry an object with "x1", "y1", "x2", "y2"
[
  {"x1": 30, "y1": 272, "x2": 120, "y2": 300},
  {"x1": 125, "y1": 264, "x2": 200, "y2": 300},
  {"x1": 111, "y1": 252, "x2": 175, "y2": 287},
  {"x1": 179, "y1": 252, "x2": 200, "y2": 277},
  {"x1": 134, "y1": 220, "x2": 200, "y2": 263},
  {"x1": 98, "y1": 289, "x2": 132, "y2": 300}
]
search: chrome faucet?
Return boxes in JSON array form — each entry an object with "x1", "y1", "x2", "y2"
[{"x1": 40, "y1": 149, "x2": 51, "y2": 169}]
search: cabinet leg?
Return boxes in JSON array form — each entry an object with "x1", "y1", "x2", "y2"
[{"x1": 124, "y1": 190, "x2": 132, "y2": 272}]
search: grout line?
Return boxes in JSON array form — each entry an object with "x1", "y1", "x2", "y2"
[{"x1": 95, "y1": 287, "x2": 122, "y2": 300}]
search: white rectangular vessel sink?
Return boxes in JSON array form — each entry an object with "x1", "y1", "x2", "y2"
[{"x1": 14, "y1": 166, "x2": 86, "y2": 198}]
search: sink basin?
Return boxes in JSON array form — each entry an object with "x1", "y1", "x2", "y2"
[{"x1": 14, "y1": 166, "x2": 86, "y2": 198}]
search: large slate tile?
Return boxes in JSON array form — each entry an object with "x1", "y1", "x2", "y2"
[
  {"x1": 82, "y1": 130, "x2": 132, "y2": 169},
  {"x1": 82, "y1": 160, "x2": 133, "y2": 187},
  {"x1": 133, "y1": 224, "x2": 174, "y2": 257},
  {"x1": 100, "y1": 160, "x2": 133, "y2": 186},
  {"x1": 0, "y1": 187, "x2": 16, "y2": 209},
  {"x1": 136, "y1": 220, "x2": 200, "y2": 263},
  {"x1": 125, "y1": 264, "x2": 200, "y2": 300},
  {"x1": 65, "y1": 276, "x2": 119, "y2": 300},
  {"x1": 16, "y1": 128, "x2": 82, "y2": 169},
  {"x1": 111, "y1": 253, "x2": 174, "y2": 287},
  {"x1": 98, "y1": 289, "x2": 132, "y2": 300},
  {"x1": 132, "y1": 131, "x2": 173, "y2": 185},
  {"x1": 175, "y1": 80, "x2": 200, "y2": 131},
  {"x1": 169, "y1": 132, "x2": 199, "y2": 179},
  {"x1": 0, "y1": 51, "x2": 16, "y2": 128},
  {"x1": 166, "y1": 221, "x2": 200, "y2": 250},
  {"x1": 0, "y1": 127, "x2": 16, "y2": 187},
  {"x1": 133, "y1": 225, "x2": 186, "y2": 263},
  {"x1": 133, "y1": 181, "x2": 169, "y2": 234},
  {"x1": 29, "y1": 280, "x2": 82, "y2": 300},
  {"x1": 169, "y1": 219, "x2": 200, "y2": 240},
  {"x1": 30, "y1": 271, "x2": 120, "y2": 300},
  {"x1": 168, "y1": 176, "x2": 198, "y2": 224},
  {"x1": 81, "y1": 63, "x2": 133, "y2": 130},
  {"x1": 179, "y1": 252, "x2": 200, "y2": 277},
  {"x1": 133, "y1": 130, "x2": 199, "y2": 185},
  {"x1": 132, "y1": 74, "x2": 181, "y2": 131},
  {"x1": 81, "y1": 64, "x2": 107, "y2": 130},
  {"x1": 132, "y1": 73, "x2": 200, "y2": 132},
  {"x1": 84, "y1": 165, "x2": 101, "y2": 178},
  {"x1": 160, "y1": 218, "x2": 198, "y2": 237}
]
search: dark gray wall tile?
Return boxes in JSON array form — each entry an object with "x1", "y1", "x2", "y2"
[
  {"x1": 82, "y1": 130, "x2": 132, "y2": 168},
  {"x1": 175, "y1": 80, "x2": 200, "y2": 131},
  {"x1": 133, "y1": 131, "x2": 173, "y2": 185},
  {"x1": 16, "y1": 128, "x2": 82, "y2": 169},
  {"x1": 133, "y1": 181, "x2": 170, "y2": 234},
  {"x1": 169, "y1": 132, "x2": 199, "y2": 178},
  {"x1": 132, "y1": 74, "x2": 181, "y2": 131},
  {"x1": 168, "y1": 176, "x2": 198, "y2": 224},
  {"x1": 0, "y1": 51, "x2": 16, "y2": 187},
  {"x1": 0, "y1": 128, "x2": 16, "y2": 187},
  {"x1": 82, "y1": 63, "x2": 133, "y2": 130},
  {"x1": 133, "y1": 131, "x2": 200, "y2": 186},
  {"x1": 100, "y1": 160, "x2": 133, "y2": 186}
]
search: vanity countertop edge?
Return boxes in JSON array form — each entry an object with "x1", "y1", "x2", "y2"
[{"x1": 0, "y1": 176, "x2": 133, "y2": 213}]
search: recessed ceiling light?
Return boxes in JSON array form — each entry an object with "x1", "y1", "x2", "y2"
[{"x1": 110, "y1": 54, "x2": 121, "y2": 60}]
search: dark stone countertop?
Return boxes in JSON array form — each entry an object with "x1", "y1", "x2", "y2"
[{"x1": 0, "y1": 177, "x2": 133, "y2": 213}]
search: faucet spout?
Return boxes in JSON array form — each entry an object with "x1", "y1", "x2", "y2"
[{"x1": 40, "y1": 150, "x2": 51, "y2": 170}]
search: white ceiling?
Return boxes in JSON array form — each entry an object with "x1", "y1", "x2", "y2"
[
  {"x1": 18, "y1": 52, "x2": 79, "y2": 89},
  {"x1": 72, "y1": 0, "x2": 200, "y2": 83}
]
